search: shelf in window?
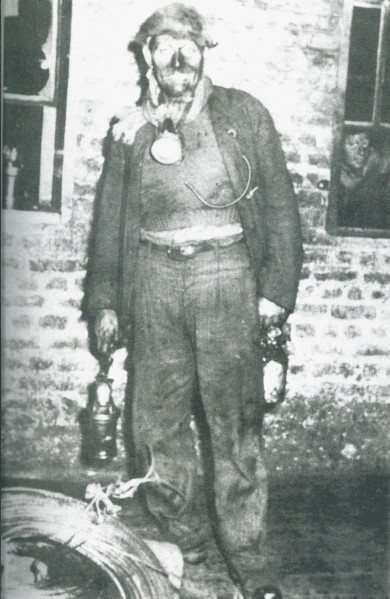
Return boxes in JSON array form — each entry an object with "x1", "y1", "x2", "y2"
[
  {"x1": 4, "y1": 92, "x2": 56, "y2": 107},
  {"x1": 2, "y1": 207, "x2": 61, "y2": 227},
  {"x1": 354, "y1": 1, "x2": 383, "y2": 8},
  {"x1": 335, "y1": 226, "x2": 390, "y2": 238},
  {"x1": 344, "y1": 120, "x2": 390, "y2": 128}
]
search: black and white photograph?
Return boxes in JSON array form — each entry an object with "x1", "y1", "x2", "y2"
[{"x1": 2, "y1": 1, "x2": 389, "y2": 598}]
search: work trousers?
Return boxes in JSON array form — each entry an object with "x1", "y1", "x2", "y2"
[{"x1": 128, "y1": 241, "x2": 267, "y2": 563}]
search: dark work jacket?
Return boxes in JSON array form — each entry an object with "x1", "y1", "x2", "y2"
[{"x1": 85, "y1": 86, "x2": 303, "y2": 336}]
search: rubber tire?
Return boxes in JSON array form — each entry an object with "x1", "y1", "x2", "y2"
[{"x1": 2, "y1": 487, "x2": 176, "y2": 599}]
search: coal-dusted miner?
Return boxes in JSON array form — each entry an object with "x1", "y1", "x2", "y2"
[{"x1": 86, "y1": 4, "x2": 303, "y2": 597}]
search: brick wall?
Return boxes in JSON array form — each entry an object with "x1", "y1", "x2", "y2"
[{"x1": 2, "y1": 0, "x2": 389, "y2": 478}]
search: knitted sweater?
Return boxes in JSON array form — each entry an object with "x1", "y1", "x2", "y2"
[{"x1": 141, "y1": 107, "x2": 240, "y2": 232}]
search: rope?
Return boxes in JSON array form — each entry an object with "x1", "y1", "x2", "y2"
[{"x1": 85, "y1": 449, "x2": 186, "y2": 523}]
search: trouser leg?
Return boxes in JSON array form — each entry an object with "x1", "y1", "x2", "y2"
[
  {"x1": 189, "y1": 244, "x2": 268, "y2": 589},
  {"x1": 128, "y1": 249, "x2": 208, "y2": 552},
  {"x1": 127, "y1": 242, "x2": 268, "y2": 587}
]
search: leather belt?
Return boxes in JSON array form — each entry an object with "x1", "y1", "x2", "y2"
[{"x1": 140, "y1": 237, "x2": 244, "y2": 261}]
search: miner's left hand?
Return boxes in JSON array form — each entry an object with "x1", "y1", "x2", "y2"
[{"x1": 258, "y1": 297, "x2": 288, "y2": 328}]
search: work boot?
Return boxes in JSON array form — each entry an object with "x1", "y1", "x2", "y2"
[
  {"x1": 157, "y1": 510, "x2": 210, "y2": 564},
  {"x1": 252, "y1": 586, "x2": 283, "y2": 599},
  {"x1": 181, "y1": 543, "x2": 208, "y2": 565},
  {"x1": 223, "y1": 552, "x2": 282, "y2": 599}
]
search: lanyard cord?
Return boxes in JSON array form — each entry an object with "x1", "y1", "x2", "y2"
[{"x1": 184, "y1": 154, "x2": 253, "y2": 209}]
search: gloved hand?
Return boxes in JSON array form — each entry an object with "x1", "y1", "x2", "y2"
[
  {"x1": 94, "y1": 309, "x2": 118, "y2": 355},
  {"x1": 258, "y1": 297, "x2": 288, "y2": 329}
]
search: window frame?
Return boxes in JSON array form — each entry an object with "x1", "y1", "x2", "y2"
[{"x1": 326, "y1": 0, "x2": 390, "y2": 238}]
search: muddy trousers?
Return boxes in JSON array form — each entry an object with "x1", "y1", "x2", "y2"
[{"x1": 128, "y1": 241, "x2": 268, "y2": 576}]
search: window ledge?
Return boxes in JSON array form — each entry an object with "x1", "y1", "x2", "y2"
[{"x1": 2, "y1": 208, "x2": 61, "y2": 228}]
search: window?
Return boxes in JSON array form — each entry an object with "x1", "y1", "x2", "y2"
[
  {"x1": 327, "y1": 0, "x2": 390, "y2": 237},
  {"x1": 2, "y1": 0, "x2": 72, "y2": 212}
]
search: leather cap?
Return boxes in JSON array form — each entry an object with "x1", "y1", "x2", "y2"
[{"x1": 134, "y1": 3, "x2": 217, "y2": 48}]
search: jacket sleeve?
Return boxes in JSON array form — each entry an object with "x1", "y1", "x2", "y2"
[
  {"x1": 254, "y1": 104, "x2": 303, "y2": 312},
  {"x1": 84, "y1": 135, "x2": 126, "y2": 319}
]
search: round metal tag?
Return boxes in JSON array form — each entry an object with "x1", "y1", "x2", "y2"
[{"x1": 150, "y1": 132, "x2": 183, "y2": 165}]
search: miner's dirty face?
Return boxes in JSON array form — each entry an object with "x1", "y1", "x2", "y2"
[
  {"x1": 343, "y1": 133, "x2": 370, "y2": 171},
  {"x1": 147, "y1": 35, "x2": 204, "y2": 98}
]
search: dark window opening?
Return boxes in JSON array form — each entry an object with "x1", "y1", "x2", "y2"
[
  {"x1": 381, "y1": 19, "x2": 390, "y2": 123},
  {"x1": 2, "y1": 0, "x2": 72, "y2": 213},
  {"x1": 4, "y1": 0, "x2": 53, "y2": 97},
  {"x1": 3, "y1": 105, "x2": 44, "y2": 210},
  {"x1": 345, "y1": 7, "x2": 381, "y2": 122}
]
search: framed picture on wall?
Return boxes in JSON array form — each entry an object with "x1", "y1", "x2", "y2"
[{"x1": 327, "y1": 0, "x2": 390, "y2": 238}]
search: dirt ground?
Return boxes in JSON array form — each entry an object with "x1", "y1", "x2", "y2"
[
  {"x1": 3, "y1": 389, "x2": 389, "y2": 598},
  {"x1": 120, "y1": 471, "x2": 389, "y2": 599},
  {"x1": 3, "y1": 469, "x2": 388, "y2": 599}
]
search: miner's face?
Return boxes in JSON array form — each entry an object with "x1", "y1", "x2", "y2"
[
  {"x1": 147, "y1": 35, "x2": 203, "y2": 98},
  {"x1": 343, "y1": 133, "x2": 370, "y2": 171}
]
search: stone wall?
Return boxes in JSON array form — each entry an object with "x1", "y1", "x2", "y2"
[{"x1": 2, "y1": 0, "x2": 389, "y2": 479}]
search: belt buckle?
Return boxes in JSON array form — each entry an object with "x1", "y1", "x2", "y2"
[
  {"x1": 167, "y1": 245, "x2": 196, "y2": 261},
  {"x1": 166, "y1": 245, "x2": 196, "y2": 261},
  {"x1": 179, "y1": 245, "x2": 196, "y2": 257}
]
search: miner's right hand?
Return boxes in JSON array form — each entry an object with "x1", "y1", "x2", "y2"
[{"x1": 94, "y1": 309, "x2": 118, "y2": 355}]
